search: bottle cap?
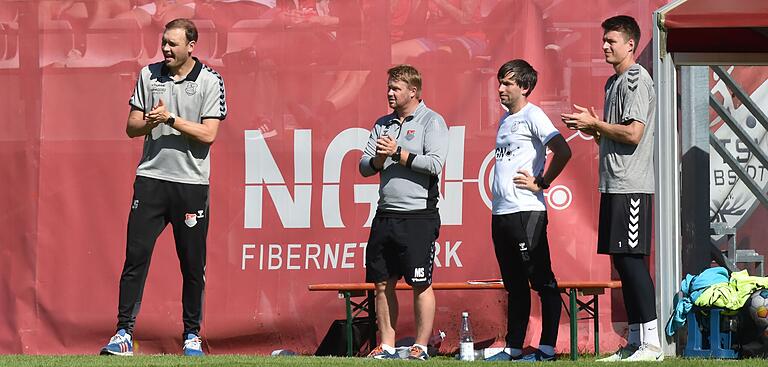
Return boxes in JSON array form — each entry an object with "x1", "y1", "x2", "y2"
[{"x1": 462, "y1": 311, "x2": 469, "y2": 317}]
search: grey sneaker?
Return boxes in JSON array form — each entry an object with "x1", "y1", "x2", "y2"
[
  {"x1": 596, "y1": 344, "x2": 638, "y2": 362},
  {"x1": 406, "y1": 345, "x2": 429, "y2": 360},
  {"x1": 623, "y1": 343, "x2": 663, "y2": 362},
  {"x1": 367, "y1": 345, "x2": 400, "y2": 359}
]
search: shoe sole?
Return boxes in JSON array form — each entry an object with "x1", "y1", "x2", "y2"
[
  {"x1": 100, "y1": 348, "x2": 133, "y2": 356},
  {"x1": 596, "y1": 356, "x2": 623, "y2": 362},
  {"x1": 623, "y1": 354, "x2": 663, "y2": 362}
]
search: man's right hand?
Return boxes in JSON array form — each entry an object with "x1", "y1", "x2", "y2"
[
  {"x1": 146, "y1": 99, "x2": 170, "y2": 125},
  {"x1": 369, "y1": 135, "x2": 395, "y2": 171},
  {"x1": 127, "y1": 108, "x2": 159, "y2": 138}
]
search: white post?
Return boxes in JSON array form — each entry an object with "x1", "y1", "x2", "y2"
[{"x1": 653, "y1": 3, "x2": 683, "y2": 356}]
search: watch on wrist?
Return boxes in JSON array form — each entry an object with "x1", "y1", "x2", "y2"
[
  {"x1": 534, "y1": 175, "x2": 550, "y2": 190},
  {"x1": 166, "y1": 113, "x2": 176, "y2": 126},
  {"x1": 391, "y1": 146, "x2": 402, "y2": 162}
]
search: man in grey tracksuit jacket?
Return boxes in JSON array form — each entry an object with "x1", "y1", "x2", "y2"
[{"x1": 358, "y1": 64, "x2": 448, "y2": 360}]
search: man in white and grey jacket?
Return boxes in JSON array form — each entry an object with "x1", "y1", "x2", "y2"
[{"x1": 359, "y1": 64, "x2": 448, "y2": 361}]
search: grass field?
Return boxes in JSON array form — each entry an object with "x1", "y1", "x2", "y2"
[{"x1": 0, "y1": 355, "x2": 759, "y2": 367}]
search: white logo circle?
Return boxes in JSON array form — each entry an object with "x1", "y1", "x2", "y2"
[
  {"x1": 546, "y1": 185, "x2": 572, "y2": 210},
  {"x1": 478, "y1": 151, "x2": 495, "y2": 210}
]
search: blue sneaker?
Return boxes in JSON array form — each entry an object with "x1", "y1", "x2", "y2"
[
  {"x1": 518, "y1": 349, "x2": 555, "y2": 362},
  {"x1": 485, "y1": 351, "x2": 524, "y2": 361},
  {"x1": 100, "y1": 329, "x2": 133, "y2": 356},
  {"x1": 367, "y1": 345, "x2": 399, "y2": 359},
  {"x1": 486, "y1": 351, "x2": 508, "y2": 361},
  {"x1": 183, "y1": 333, "x2": 204, "y2": 356}
]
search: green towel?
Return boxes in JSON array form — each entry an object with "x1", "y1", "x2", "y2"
[{"x1": 694, "y1": 270, "x2": 768, "y2": 310}]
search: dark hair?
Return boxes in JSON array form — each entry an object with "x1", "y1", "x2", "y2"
[
  {"x1": 387, "y1": 64, "x2": 422, "y2": 97},
  {"x1": 497, "y1": 59, "x2": 537, "y2": 97},
  {"x1": 601, "y1": 15, "x2": 640, "y2": 46},
  {"x1": 165, "y1": 18, "x2": 198, "y2": 43}
]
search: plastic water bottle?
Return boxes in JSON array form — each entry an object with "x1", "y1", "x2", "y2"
[{"x1": 459, "y1": 312, "x2": 474, "y2": 361}]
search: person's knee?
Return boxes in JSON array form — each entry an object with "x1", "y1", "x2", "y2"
[
  {"x1": 375, "y1": 277, "x2": 399, "y2": 293},
  {"x1": 503, "y1": 276, "x2": 530, "y2": 294},
  {"x1": 125, "y1": 245, "x2": 153, "y2": 265},
  {"x1": 410, "y1": 282, "x2": 433, "y2": 294},
  {"x1": 533, "y1": 279, "x2": 559, "y2": 295},
  {"x1": 374, "y1": 280, "x2": 388, "y2": 292}
]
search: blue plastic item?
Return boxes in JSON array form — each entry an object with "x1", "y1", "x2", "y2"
[{"x1": 683, "y1": 307, "x2": 738, "y2": 358}]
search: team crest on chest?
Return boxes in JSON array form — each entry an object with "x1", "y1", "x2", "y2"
[
  {"x1": 405, "y1": 129, "x2": 416, "y2": 140},
  {"x1": 507, "y1": 120, "x2": 521, "y2": 133},
  {"x1": 185, "y1": 82, "x2": 198, "y2": 96}
]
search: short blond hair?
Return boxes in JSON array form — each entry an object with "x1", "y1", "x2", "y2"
[{"x1": 387, "y1": 64, "x2": 422, "y2": 98}]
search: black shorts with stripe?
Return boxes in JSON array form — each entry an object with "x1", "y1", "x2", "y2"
[
  {"x1": 365, "y1": 214, "x2": 440, "y2": 287},
  {"x1": 597, "y1": 193, "x2": 652, "y2": 255}
]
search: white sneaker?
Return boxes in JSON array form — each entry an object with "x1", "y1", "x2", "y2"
[
  {"x1": 596, "y1": 344, "x2": 638, "y2": 362},
  {"x1": 623, "y1": 343, "x2": 663, "y2": 362}
]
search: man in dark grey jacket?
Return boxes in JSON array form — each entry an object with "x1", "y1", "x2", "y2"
[{"x1": 359, "y1": 64, "x2": 448, "y2": 361}]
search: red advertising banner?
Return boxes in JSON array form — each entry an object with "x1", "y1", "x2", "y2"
[{"x1": 0, "y1": 0, "x2": 683, "y2": 355}]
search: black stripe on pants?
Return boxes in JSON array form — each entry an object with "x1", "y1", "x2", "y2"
[
  {"x1": 492, "y1": 211, "x2": 561, "y2": 349},
  {"x1": 116, "y1": 176, "x2": 209, "y2": 338},
  {"x1": 612, "y1": 254, "x2": 657, "y2": 324}
]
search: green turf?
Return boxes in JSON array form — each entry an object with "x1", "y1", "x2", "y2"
[{"x1": 0, "y1": 355, "x2": 759, "y2": 367}]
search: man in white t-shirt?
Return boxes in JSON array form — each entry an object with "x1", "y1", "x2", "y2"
[{"x1": 485, "y1": 59, "x2": 571, "y2": 362}]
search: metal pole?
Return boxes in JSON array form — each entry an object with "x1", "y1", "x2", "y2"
[
  {"x1": 570, "y1": 289, "x2": 577, "y2": 361},
  {"x1": 653, "y1": 3, "x2": 684, "y2": 356}
]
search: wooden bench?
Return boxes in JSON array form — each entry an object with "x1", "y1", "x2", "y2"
[{"x1": 308, "y1": 280, "x2": 622, "y2": 360}]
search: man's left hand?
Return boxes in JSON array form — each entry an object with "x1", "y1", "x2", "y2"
[
  {"x1": 147, "y1": 98, "x2": 170, "y2": 125},
  {"x1": 561, "y1": 104, "x2": 599, "y2": 131},
  {"x1": 513, "y1": 169, "x2": 540, "y2": 192},
  {"x1": 376, "y1": 135, "x2": 397, "y2": 157}
]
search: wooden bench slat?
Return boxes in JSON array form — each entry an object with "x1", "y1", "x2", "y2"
[
  {"x1": 308, "y1": 281, "x2": 621, "y2": 292},
  {"x1": 309, "y1": 280, "x2": 621, "y2": 360}
]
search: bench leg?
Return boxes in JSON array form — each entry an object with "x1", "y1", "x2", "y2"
[
  {"x1": 570, "y1": 288, "x2": 577, "y2": 361},
  {"x1": 594, "y1": 295, "x2": 599, "y2": 356},
  {"x1": 368, "y1": 290, "x2": 377, "y2": 352},
  {"x1": 343, "y1": 291, "x2": 353, "y2": 357}
]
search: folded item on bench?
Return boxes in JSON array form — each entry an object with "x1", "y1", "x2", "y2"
[{"x1": 466, "y1": 279, "x2": 503, "y2": 285}]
